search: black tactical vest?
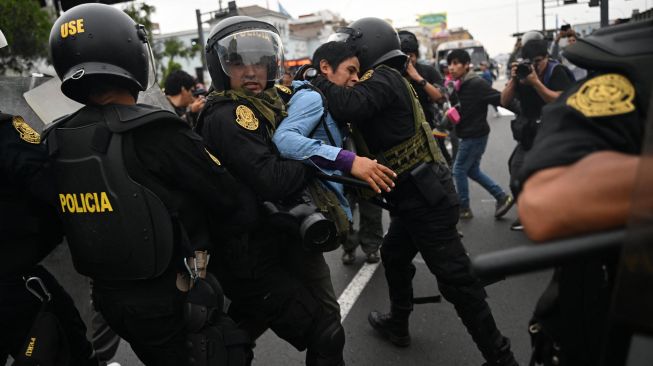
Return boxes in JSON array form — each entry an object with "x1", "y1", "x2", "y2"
[{"x1": 45, "y1": 104, "x2": 184, "y2": 280}]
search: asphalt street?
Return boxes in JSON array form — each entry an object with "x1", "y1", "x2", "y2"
[{"x1": 7, "y1": 80, "x2": 552, "y2": 366}]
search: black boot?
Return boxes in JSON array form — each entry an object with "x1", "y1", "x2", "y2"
[
  {"x1": 481, "y1": 336, "x2": 519, "y2": 366},
  {"x1": 368, "y1": 308, "x2": 411, "y2": 347}
]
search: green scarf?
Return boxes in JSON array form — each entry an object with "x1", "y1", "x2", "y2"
[{"x1": 208, "y1": 87, "x2": 287, "y2": 130}]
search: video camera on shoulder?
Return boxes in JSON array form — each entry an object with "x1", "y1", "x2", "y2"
[
  {"x1": 516, "y1": 58, "x2": 533, "y2": 80},
  {"x1": 263, "y1": 189, "x2": 338, "y2": 253}
]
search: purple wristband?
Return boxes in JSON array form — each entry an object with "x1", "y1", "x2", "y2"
[{"x1": 309, "y1": 150, "x2": 356, "y2": 172}]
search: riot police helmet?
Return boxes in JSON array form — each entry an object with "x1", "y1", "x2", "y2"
[
  {"x1": 0, "y1": 29, "x2": 7, "y2": 49},
  {"x1": 205, "y1": 16, "x2": 285, "y2": 92},
  {"x1": 398, "y1": 30, "x2": 419, "y2": 55},
  {"x1": 49, "y1": 3, "x2": 153, "y2": 104},
  {"x1": 521, "y1": 30, "x2": 544, "y2": 46},
  {"x1": 328, "y1": 17, "x2": 407, "y2": 72}
]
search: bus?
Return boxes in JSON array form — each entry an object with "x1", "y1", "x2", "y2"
[{"x1": 435, "y1": 39, "x2": 490, "y2": 72}]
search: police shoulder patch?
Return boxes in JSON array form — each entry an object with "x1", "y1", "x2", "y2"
[
  {"x1": 12, "y1": 116, "x2": 40, "y2": 144},
  {"x1": 235, "y1": 105, "x2": 259, "y2": 131},
  {"x1": 566, "y1": 73, "x2": 636, "y2": 118},
  {"x1": 360, "y1": 70, "x2": 374, "y2": 82},
  {"x1": 275, "y1": 84, "x2": 292, "y2": 95}
]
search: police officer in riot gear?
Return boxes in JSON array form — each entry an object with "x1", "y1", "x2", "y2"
[
  {"x1": 517, "y1": 19, "x2": 653, "y2": 366},
  {"x1": 47, "y1": 4, "x2": 245, "y2": 365},
  {"x1": 315, "y1": 17, "x2": 518, "y2": 366},
  {"x1": 0, "y1": 28, "x2": 98, "y2": 366},
  {"x1": 197, "y1": 16, "x2": 346, "y2": 366}
]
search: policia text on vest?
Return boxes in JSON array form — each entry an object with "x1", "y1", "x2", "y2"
[{"x1": 58, "y1": 192, "x2": 114, "y2": 213}]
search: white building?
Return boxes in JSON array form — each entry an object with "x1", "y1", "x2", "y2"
[{"x1": 153, "y1": 4, "x2": 348, "y2": 83}]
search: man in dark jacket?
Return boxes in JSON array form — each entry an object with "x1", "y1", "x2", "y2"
[{"x1": 448, "y1": 49, "x2": 514, "y2": 219}]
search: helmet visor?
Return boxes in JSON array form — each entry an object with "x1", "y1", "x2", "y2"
[{"x1": 213, "y1": 30, "x2": 284, "y2": 81}]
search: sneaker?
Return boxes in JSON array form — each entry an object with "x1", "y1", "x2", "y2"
[
  {"x1": 341, "y1": 250, "x2": 356, "y2": 265},
  {"x1": 510, "y1": 218, "x2": 523, "y2": 231},
  {"x1": 366, "y1": 251, "x2": 380, "y2": 263},
  {"x1": 494, "y1": 195, "x2": 515, "y2": 218},
  {"x1": 460, "y1": 207, "x2": 474, "y2": 219}
]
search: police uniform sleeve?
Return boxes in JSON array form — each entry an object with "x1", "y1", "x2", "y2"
[
  {"x1": 1, "y1": 115, "x2": 62, "y2": 276},
  {"x1": 518, "y1": 73, "x2": 643, "y2": 185},
  {"x1": 132, "y1": 122, "x2": 240, "y2": 213},
  {"x1": 312, "y1": 70, "x2": 392, "y2": 124},
  {"x1": 201, "y1": 103, "x2": 312, "y2": 202}
]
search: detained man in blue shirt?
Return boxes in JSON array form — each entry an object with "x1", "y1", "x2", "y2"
[{"x1": 273, "y1": 42, "x2": 396, "y2": 221}]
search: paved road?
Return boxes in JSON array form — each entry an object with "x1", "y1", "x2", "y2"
[{"x1": 8, "y1": 88, "x2": 552, "y2": 366}]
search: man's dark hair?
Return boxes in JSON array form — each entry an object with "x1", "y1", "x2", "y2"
[
  {"x1": 447, "y1": 49, "x2": 471, "y2": 65},
  {"x1": 312, "y1": 41, "x2": 359, "y2": 73},
  {"x1": 164, "y1": 70, "x2": 195, "y2": 96},
  {"x1": 521, "y1": 40, "x2": 548, "y2": 60}
]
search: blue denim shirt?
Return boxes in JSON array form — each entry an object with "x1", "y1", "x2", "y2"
[{"x1": 273, "y1": 80, "x2": 352, "y2": 219}]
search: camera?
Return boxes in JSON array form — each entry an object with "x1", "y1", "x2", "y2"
[
  {"x1": 294, "y1": 64, "x2": 318, "y2": 81},
  {"x1": 263, "y1": 189, "x2": 338, "y2": 253},
  {"x1": 192, "y1": 87, "x2": 208, "y2": 97},
  {"x1": 516, "y1": 59, "x2": 532, "y2": 80}
]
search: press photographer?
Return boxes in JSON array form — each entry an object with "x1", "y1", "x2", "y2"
[{"x1": 500, "y1": 35, "x2": 574, "y2": 229}]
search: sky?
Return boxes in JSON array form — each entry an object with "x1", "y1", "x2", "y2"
[{"x1": 137, "y1": 0, "x2": 650, "y2": 55}]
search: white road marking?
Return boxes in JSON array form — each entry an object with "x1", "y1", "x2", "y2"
[{"x1": 338, "y1": 261, "x2": 380, "y2": 321}]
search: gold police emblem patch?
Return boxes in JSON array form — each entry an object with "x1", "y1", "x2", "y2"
[
  {"x1": 566, "y1": 74, "x2": 635, "y2": 118},
  {"x1": 360, "y1": 70, "x2": 374, "y2": 82},
  {"x1": 12, "y1": 116, "x2": 40, "y2": 144},
  {"x1": 275, "y1": 84, "x2": 292, "y2": 94},
  {"x1": 235, "y1": 105, "x2": 259, "y2": 131}
]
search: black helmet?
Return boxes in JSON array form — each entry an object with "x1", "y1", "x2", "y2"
[
  {"x1": 398, "y1": 30, "x2": 419, "y2": 55},
  {"x1": 521, "y1": 30, "x2": 544, "y2": 46},
  {"x1": 49, "y1": 3, "x2": 151, "y2": 104},
  {"x1": 205, "y1": 16, "x2": 284, "y2": 92},
  {"x1": 328, "y1": 17, "x2": 407, "y2": 72}
]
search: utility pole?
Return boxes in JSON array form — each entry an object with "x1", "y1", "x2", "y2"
[
  {"x1": 196, "y1": 9, "x2": 207, "y2": 70},
  {"x1": 516, "y1": 0, "x2": 519, "y2": 33},
  {"x1": 600, "y1": 0, "x2": 609, "y2": 27},
  {"x1": 541, "y1": 0, "x2": 546, "y2": 32}
]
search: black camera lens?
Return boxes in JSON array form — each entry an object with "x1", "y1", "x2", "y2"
[
  {"x1": 300, "y1": 212, "x2": 338, "y2": 252},
  {"x1": 516, "y1": 61, "x2": 532, "y2": 79}
]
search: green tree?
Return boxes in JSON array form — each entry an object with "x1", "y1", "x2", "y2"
[
  {"x1": 0, "y1": 0, "x2": 53, "y2": 75},
  {"x1": 160, "y1": 37, "x2": 199, "y2": 83},
  {"x1": 123, "y1": 1, "x2": 156, "y2": 44}
]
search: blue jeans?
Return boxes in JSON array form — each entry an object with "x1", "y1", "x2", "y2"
[{"x1": 452, "y1": 134, "x2": 505, "y2": 208}]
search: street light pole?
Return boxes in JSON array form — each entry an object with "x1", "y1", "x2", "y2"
[{"x1": 196, "y1": 9, "x2": 207, "y2": 70}]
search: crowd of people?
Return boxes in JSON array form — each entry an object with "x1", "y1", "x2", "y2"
[{"x1": 1, "y1": 3, "x2": 651, "y2": 366}]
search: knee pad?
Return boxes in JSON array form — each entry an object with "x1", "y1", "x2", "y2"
[
  {"x1": 184, "y1": 273, "x2": 224, "y2": 333},
  {"x1": 306, "y1": 313, "x2": 345, "y2": 366},
  {"x1": 185, "y1": 273, "x2": 251, "y2": 366}
]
